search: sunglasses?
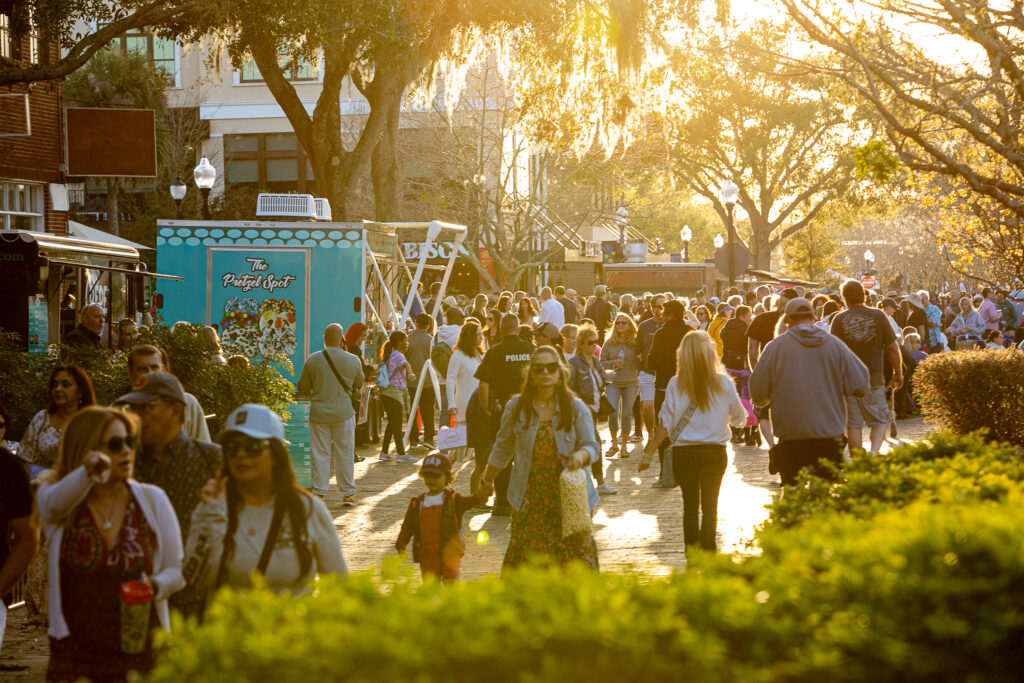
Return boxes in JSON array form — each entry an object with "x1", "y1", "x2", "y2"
[
  {"x1": 530, "y1": 362, "x2": 560, "y2": 374},
  {"x1": 224, "y1": 437, "x2": 272, "y2": 459},
  {"x1": 0, "y1": 421, "x2": 5, "y2": 429},
  {"x1": 100, "y1": 434, "x2": 137, "y2": 453}
]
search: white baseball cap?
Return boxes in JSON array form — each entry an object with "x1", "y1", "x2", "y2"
[{"x1": 217, "y1": 404, "x2": 285, "y2": 443}]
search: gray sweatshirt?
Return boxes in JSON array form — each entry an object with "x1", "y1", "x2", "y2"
[
  {"x1": 749, "y1": 323, "x2": 869, "y2": 440},
  {"x1": 600, "y1": 340, "x2": 640, "y2": 386}
]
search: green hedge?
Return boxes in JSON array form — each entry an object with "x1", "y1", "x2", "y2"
[
  {"x1": 767, "y1": 432, "x2": 1024, "y2": 528},
  {"x1": 145, "y1": 433, "x2": 1024, "y2": 682},
  {"x1": 0, "y1": 322, "x2": 294, "y2": 439},
  {"x1": 914, "y1": 350, "x2": 1024, "y2": 445}
]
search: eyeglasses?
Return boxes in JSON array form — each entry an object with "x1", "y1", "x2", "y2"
[
  {"x1": 530, "y1": 362, "x2": 560, "y2": 374},
  {"x1": 224, "y1": 437, "x2": 271, "y2": 459},
  {"x1": 100, "y1": 434, "x2": 137, "y2": 453}
]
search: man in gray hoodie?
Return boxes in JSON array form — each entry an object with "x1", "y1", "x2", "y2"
[{"x1": 750, "y1": 297, "x2": 870, "y2": 486}]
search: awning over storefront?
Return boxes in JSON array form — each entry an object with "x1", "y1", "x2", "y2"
[
  {"x1": 745, "y1": 268, "x2": 821, "y2": 288},
  {"x1": 68, "y1": 221, "x2": 153, "y2": 251}
]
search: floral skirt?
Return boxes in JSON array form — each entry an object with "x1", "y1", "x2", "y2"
[{"x1": 503, "y1": 420, "x2": 598, "y2": 571}]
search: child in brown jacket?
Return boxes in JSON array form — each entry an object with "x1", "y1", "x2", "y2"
[{"x1": 396, "y1": 451, "x2": 486, "y2": 582}]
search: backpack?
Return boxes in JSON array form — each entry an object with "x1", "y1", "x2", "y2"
[
  {"x1": 376, "y1": 358, "x2": 391, "y2": 389},
  {"x1": 431, "y1": 341, "x2": 453, "y2": 377}
]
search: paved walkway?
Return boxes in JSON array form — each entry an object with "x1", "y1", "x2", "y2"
[{"x1": 1, "y1": 416, "x2": 933, "y2": 679}]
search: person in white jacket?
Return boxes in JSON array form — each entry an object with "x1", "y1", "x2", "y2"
[
  {"x1": 640, "y1": 331, "x2": 747, "y2": 554},
  {"x1": 446, "y1": 321, "x2": 485, "y2": 483},
  {"x1": 36, "y1": 406, "x2": 184, "y2": 681},
  {"x1": 435, "y1": 309, "x2": 464, "y2": 418}
]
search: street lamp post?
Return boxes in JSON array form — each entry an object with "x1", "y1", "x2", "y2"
[
  {"x1": 614, "y1": 206, "x2": 629, "y2": 246},
  {"x1": 193, "y1": 157, "x2": 216, "y2": 220},
  {"x1": 864, "y1": 248, "x2": 875, "y2": 273},
  {"x1": 679, "y1": 225, "x2": 692, "y2": 262},
  {"x1": 169, "y1": 176, "x2": 186, "y2": 220},
  {"x1": 719, "y1": 179, "x2": 739, "y2": 288}
]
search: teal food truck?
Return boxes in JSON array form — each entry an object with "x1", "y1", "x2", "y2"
[
  {"x1": 155, "y1": 218, "x2": 467, "y2": 372},
  {"x1": 155, "y1": 219, "x2": 402, "y2": 374}
]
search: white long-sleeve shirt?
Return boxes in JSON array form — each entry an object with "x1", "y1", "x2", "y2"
[
  {"x1": 539, "y1": 297, "x2": 565, "y2": 329},
  {"x1": 446, "y1": 349, "x2": 481, "y2": 422},
  {"x1": 658, "y1": 373, "x2": 747, "y2": 446}
]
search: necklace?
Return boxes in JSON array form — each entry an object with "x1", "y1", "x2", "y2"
[{"x1": 89, "y1": 487, "x2": 124, "y2": 531}]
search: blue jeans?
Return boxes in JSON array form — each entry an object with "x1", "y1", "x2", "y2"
[{"x1": 605, "y1": 384, "x2": 639, "y2": 438}]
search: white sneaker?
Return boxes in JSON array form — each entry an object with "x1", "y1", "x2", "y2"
[
  {"x1": 597, "y1": 483, "x2": 617, "y2": 495},
  {"x1": 395, "y1": 454, "x2": 419, "y2": 463},
  {"x1": 422, "y1": 441, "x2": 436, "y2": 450},
  {"x1": 378, "y1": 453, "x2": 394, "y2": 462}
]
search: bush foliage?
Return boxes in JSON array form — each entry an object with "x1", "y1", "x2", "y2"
[
  {"x1": 914, "y1": 350, "x2": 1024, "y2": 445},
  {"x1": 145, "y1": 433, "x2": 1024, "y2": 682},
  {"x1": 0, "y1": 323, "x2": 293, "y2": 439}
]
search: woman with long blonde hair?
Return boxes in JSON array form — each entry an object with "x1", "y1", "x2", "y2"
[
  {"x1": 36, "y1": 407, "x2": 184, "y2": 681},
  {"x1": 600, "y1": 314, "x2": 640, "y2": 457},
  {"x1": 640, "y1": 331, "x2": 746, "y2": 553}
]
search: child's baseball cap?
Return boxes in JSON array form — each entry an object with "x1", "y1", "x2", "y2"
[{"x1": 420, "y1": 451, "x2": 452, "y2": 476}]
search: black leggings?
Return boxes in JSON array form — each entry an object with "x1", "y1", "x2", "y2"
[{"x1": 381, "y1": 394, "x2": 406, "y2": 455}]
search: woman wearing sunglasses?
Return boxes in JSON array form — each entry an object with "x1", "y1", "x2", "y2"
[
  {"x1": 567, "y1": 325, "x2": 616, "y2": 495},
  {"x1": 36, "y1": 406, "x2": 184, "y2": 682},
  {"x1": 481, "y1": 346, "x2": 601, "y2": 570},
  {"x1": 184, "y1": 405, "x2": 347, "y2": 602}
]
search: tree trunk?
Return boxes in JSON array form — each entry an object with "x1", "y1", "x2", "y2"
[
  {"x1": 747, "y1": 214, "x2": 772, "y2": 271},
  {"x1": 371, "y1": 96, "x2": 403, "y2": 221},
  {"x1": 107, "y1": 178, "x2": 120, "y2": 237}
]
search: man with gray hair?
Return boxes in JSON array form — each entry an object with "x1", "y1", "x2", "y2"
[
  {"x1": 297, "y1": 323, "x2": 364, "y2": 506},
  {"x1": 538, "y1": 286, "x2": 565, "y2": 329},
  {"x1": 64, "y1": 303, "x2": 106, "y2": 348},
  {"x1": 585, "y1": 285, "x2": 613, "y2": 340}
]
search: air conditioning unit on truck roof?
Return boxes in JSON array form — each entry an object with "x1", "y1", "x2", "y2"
[{"x1": 255, "y1": 193, "x2": 320, "y2": 220}]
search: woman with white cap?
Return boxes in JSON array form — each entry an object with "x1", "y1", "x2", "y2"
[{"x1": 184, "y1": 404, "x2": 347, "y2": 602}]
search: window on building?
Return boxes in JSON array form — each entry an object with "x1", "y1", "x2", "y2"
[
  {"x1": 103, "y1": 26, "x2": 176, "y2": 81},
  {"x1": 238, "y1": 48, "x2": 316, "y2": 83},
  {"x1": 0, "y1": 182, "x2": 45, "y2": 231},
  {"x1": 224, "y1": 133, "x2": 316, "y2": 193},
  {"x1": 0, "y1": 14, "x2": 11, "y2": 60}
]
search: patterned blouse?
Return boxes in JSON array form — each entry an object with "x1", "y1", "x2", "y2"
[
  {"x1": 387, "y1": 351, "x2": 409, "y2": 390},
  {"x1": 19, "y1": 410, "x2": 63, "y2": 469}
]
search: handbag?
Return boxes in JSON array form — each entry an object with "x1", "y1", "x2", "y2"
[
  {"x1": 660, "y1": 402, "x2": 698, "y2": 488},
  {"x1": 437, "y1": 424, "x2": 468, "y2": 450},
  {"x1": 597, "y1": 395, "x2": 615, "y2": 419},
  {"x1": 323, "y1": 350, "x2": 359, "y2": 412}
]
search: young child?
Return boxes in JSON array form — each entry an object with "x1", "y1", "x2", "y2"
[
  {"x1": 396, "y1": 451, "x2": 486, "y2": 583},
  {"x1": 726, "y1": 367, "x2": 760, "y2": 446}
]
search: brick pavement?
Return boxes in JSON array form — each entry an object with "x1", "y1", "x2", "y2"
[{"x1": 1, "y1": 416, "x2": 934, "y2": 680}]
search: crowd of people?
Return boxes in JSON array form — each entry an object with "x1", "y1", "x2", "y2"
[{"x1": 3, "y1": 277, "x2": 1022, "y2": 681}]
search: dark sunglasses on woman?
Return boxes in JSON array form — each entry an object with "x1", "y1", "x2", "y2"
[
  {"x1": 531, "y1": 362, "x2": 560, "y2": 374},
  {"x1": 100, "y1": 434, "x2": 137, "y2": 453}
]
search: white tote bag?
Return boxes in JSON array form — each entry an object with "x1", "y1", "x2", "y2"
[{"x1": 437, "y1": 424, "x2": 468, "y2": 451}]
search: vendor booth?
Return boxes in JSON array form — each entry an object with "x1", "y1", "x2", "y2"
[{"x1": 0, "y1": 228, "x2": 180, "y2": 350}]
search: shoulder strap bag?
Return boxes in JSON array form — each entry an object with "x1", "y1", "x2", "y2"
[
  {"x1": 669, "y1": 401, "x2": 699, "y2": 443},
  {"x1": 660, "y1": 401, "x2": 698, "y2": 489},
  {"x1": 322, "y1": 349, "x2": 359, "y2": 411}
]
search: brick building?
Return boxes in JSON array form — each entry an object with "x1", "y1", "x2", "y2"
[{"x1": 0, "y1": 19, "x2": 68, "y2": 235}]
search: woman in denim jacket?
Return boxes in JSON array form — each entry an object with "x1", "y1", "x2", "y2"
[
  {"x1": 567, "y1": 324, "x2": 616, "y2": 495},
  {"x1": 480, "y1": 346, "x2": 601, "y2": 570}
]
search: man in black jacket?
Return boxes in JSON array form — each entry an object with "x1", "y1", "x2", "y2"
[
  {"x1": 647, "y1": 299, "x2": 691, "y2": 487},
  {"x1": 721, "y1": 305, "x2": 752, "y2": 370},
  {"x1": 64, "y1": 303, "x2": 105, "y2": 348},
  {"x1": 584, "y1": 285, "x2": 613, "y2": 341}
]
